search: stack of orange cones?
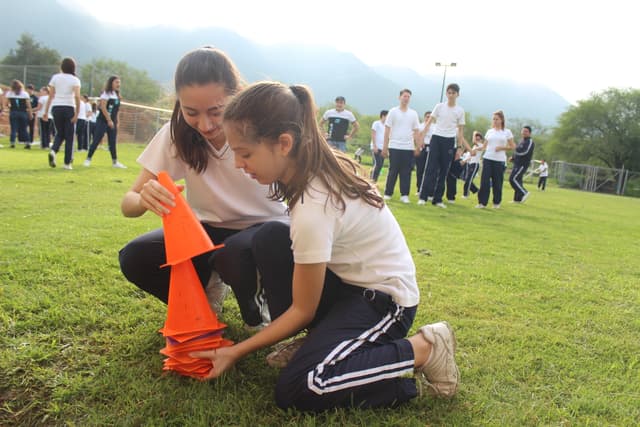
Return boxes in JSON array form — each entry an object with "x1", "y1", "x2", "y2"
[{"x1": 156, "y1": 171, "x2": 232, "y2": 379}]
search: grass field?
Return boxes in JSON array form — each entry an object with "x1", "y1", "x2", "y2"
[{"x1": 1, "y1": 140, "x2": 639, "y2": 426}]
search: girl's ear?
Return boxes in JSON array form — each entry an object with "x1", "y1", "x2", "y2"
[{"x1": 277, "y1": 133, "x2": 294, "y2": 156}]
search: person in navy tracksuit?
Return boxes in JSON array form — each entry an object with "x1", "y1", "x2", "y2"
[{"x1": 509, "y1": 125, "x2": 535, "y2": 203}]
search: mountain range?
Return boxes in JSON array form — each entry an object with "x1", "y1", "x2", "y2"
[{"x1": 3, "y1": 0, "x2": 570, "y2": 124}]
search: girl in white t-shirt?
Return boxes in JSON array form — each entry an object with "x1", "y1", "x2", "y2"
[
  {"x1": 476, "y1": 110, "x2": 516, "y2": 208},
  {"x1": 44, "y1": 57, "x2": 81, "y2": 169},
  {"x1": 119, "y1": 47, "x2": 288, "y2": 331},
  {"x1": 369, "y1": 109, "x2": 387, "y2": 182},
  {"x1": 4, "y1": 79, "x2": 33, "y2": 148},
  {"x1": 463, "y1": 131, "x2": 484, "y2": 198},
  {"x1": 191, "y1": 81, "x2": 460, "y2": 411},
  {"x1": 36, "y1": 87, "x2": 52, "y2": 148}
]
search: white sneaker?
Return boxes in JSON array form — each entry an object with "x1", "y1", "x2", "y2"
[
  {"x1": 521, "y1": 192, "x2": 530, "y2": 203},
  {"x1": 493, "y1": 204, "x2": 501, "y2": 209},
  {"x1": 427, "y1": 197, "x2": 433, "y2": 202},
  {"x1": 461, "y1": 195, "x2": 468, "y2": 199},
  {"x1": 400, "y1": 195, "x2": 410, "y2": 204},
  {"x1": 83, "y1": 159, "x2": 91, "y2": 167},
  {"x1": 415, "y1": 321, "x2": 460, "y2": 398},
  {"x1": 475, "y1": 204, "x2": 486, "y2": 209},
  {"x1": 447, "y1": 199, "x2": 455, "y2": 204},
  {"x1": 112, "y1": 161, "x2": 127, "y2": 169},
  {"x1": 48, "y1": 150, "x2": 56, "y2": 168},
  {"x1": 383, "y1": 195, "x2": 392, "y2": 201},
  {"x1": 266, "y1": 336, "x2": 307, "y2": 368},
  {"x1": 417, "y1": 199, "x2": 426, "y2": 205},
  {"x1": 205, "y1": 271, "x2": 230, "y2": 316},
  {"x1": 435, "y1": 202, "x2": 447, "y2": 209},
  {"x1": 63, "y1": 164, "x2": 73, "y2": 170}
]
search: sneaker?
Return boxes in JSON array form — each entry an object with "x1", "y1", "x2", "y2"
[
  {"x1": 383, "y1": 195, "x2": 392, "y2": 201},
  {"x1": 415, "y1": 321, "x2": 459, "y2": 398},
  {"x1": 435, "y1": 202, "x2": 447, "y2": 209},
  {"x1": 427, "y1": 197, "x2": 433, "y2": 202},
  {"x1": 24, "y1": 143, "x2": 31, "y2": 150},
  {"x1": 112, "y1": 161, "x2": 127, "y2": 169},
  {"x1": 461, "y1": 195, "x2": 468, "y2": 199},
  {"x1": 475, "y1": 204, "x2": 486, "y2": 209},
  {"x1": 48, "y1": 150, "x2": 56, "y2": 168},
  {"x1": 521, "y1": 192, "x2": 530, "y2": 203},
  {"x1": 447, "y1": 199, "x2": 455, "y2": 204},
  {"x1": 492, "y1": 204, "x2": 501, "y2": 209},
  {"x1": 266, "y1": 336, "x2": 307, "y2": 368},
  {"x1": 83, "y1": 159, "x2": 91, "y2": 167},
  {"x1": 400, "y1": 195, "x2": 410, "y2": 204},
  {"x1": 417, "y1": 199, "x2": 426, "y2": 205},
  {"x1": 205, "y1": 271, "x2": 230, "y2": 315},
  {"x1": 63, "y1": 164, "x2": 73, "y2": 170}
]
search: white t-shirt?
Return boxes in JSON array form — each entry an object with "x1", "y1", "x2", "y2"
[
  {"x1": 385, "y1": 107, "x2": 419, "y2": 151},
  {"x1": 37, "y1": 95, "x2": 50, "y2": 118},
  {"x1": 483, "y1": 128, "x2": 514, "y2": 162},
  {"x1": 137, "y1": 123, "x2": 289, "y2": 229},
  {"x1": 538, "y1": 163, "x2": 549, "y2": 177},
  {"x1": 468, "y1": 143, "x2": 483, "y2": 164},
  {"x1": 289, "y1": 177, "x2": 419, "y2": 307},
  {"x1": 77, "y1": 101, "x2": 89, "y2": 120},
  {"x1": 48, "y1": 73, "x2": 81, "y2": 108},
  {"x1": 5, "y1": 90, "x2": 30, "y2": 111},
  {"x1": 370, "y1": 120, "x2": 385, "y2": 150},
  {"x1": 418, "y1": 122, "x2": 434, "y2": 146},
  {"x1": 431, "y1": 103, "x2": 465, "y2": 138}
]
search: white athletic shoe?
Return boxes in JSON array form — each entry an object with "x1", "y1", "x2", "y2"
[
  {"x1": 48, "y1": 150, "x2": 56, "y2": 168},
  {"x1": 400, "y1": 195, "x2": 410, "y2": 204},
  {"x1": 83, "y1": 159, "x2": 91, "y2": 167},
  {"x1": 521, "y1": 192, "x2": 530, "y2": 203},
  {"x1": 415, "y1": 321, "x2": 460, "y2": 398},
  {"x1": 383, "y1": 195, "x2": 392, "y2": 201},
  {"x1": 63, "y1": 164, "x2": 73, "y2": 170},
  {"x1": 112, "y1": 161, "x2": 127, "y2": 169},
  {"x1": 205, "y1": 271, "x2": 230, "y2": 316},
  {"x1": 493, "y1": 204, "x2": 501, "y2": 209},
  {"x1": 435, "y1": 202, "x2": 447, "y2": 209},
  {"x1": 417, "y1": 199, "x2": 426, "y2": 205},
  {"x1": 475, "y1": 204, "x2": 486, "y2": 209}
]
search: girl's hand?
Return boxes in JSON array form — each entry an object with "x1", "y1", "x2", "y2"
[
  {"x1": 138, "y1": 180, "x2": 184, "y2": 217},
  {"x1": 190, "y1": 346, "x2": 240, "y2": 380}
]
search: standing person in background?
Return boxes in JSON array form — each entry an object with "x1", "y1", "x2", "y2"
[
  {"x1": 26, "y1": 84, "x2": 39, "y2": 145},
  {"x1": 88, "y1": 101, "x2": 97, "y2": 148},
  {"x1": 462, "y1": 131, "x2": 483, "y2": 198},
  {"x1": 476, "y1": 110, "x2": 515, "y2": 209},
  {"x1": 4, "y1": 80, "x2": 33, "y2": 149},
  {"x1": 509, "y1": 125, "x2": 535, "y2": 203},
  {"x1": 84, "y1": 76, "x2": 126, "y2": 168},
  {"x1": 44, "y1": 57, "x2": 81, "y2": 169},
  {"x1": 320, "y1": 96, "x2": 359, "y2": 152},
  {"x1": 536, "y1": 159, "x2": 549, "y2": 190},
  {"x1": 76, "y1": 95, "x2": 90, "y2": 151},
  {"x1": 418, "y1": 83, "x2": 470, "y2": 208},
  {"x1": 415, "y1": 111, "x2": 433, "y2": 196},
  {"x1": 36, "y1": 87, "x2": 52, "y2": 149},
  {"x1": 382, "y1": 89, "x2": 420, "y2": 203},
  {"x1": 369, "y1": 110, "x2": 388, "y2": 182}
]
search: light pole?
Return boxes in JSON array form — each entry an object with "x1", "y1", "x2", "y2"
[{"x1": 435, "y1": 62, "x2": 457, "y2": 102}]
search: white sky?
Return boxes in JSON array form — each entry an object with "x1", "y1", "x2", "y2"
[{"x1": 61, "y1": 0, "x2": 638, "y2": 104}]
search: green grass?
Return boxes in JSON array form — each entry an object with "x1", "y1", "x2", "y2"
[{"x1": 1, "y1": 140, "x2": 639, "y2": 426}]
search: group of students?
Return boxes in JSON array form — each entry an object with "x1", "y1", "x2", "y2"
[
  {"x1": 118, "y1": 46, "x2": 460, "y2": 412},
  {"x1": 367, "y1": 83, "x2": 547, "y2": 209},
  {"x1": 0, "y1": 57, "x2": 126, "y2": 170}
]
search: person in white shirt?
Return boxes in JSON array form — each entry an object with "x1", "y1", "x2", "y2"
[
  {"x1": 4, "y1": 80, "x2": 33, "y2": 149},
  {"x1": 119, "y1": 47, "x2": 289, "y2": 331},
  {"x1": 476, "y1": 110, "x2": 516, "y2": 208},
  {"x1": 382, "y1": 89, "x2": 420, "y2": 203},
  {"x1": 415, "y1": 111, "x2": 433, "y2": 194},
  {"x1": 320, "y1": 96, "x2": 359, "y2": 152},
  {"x1": 75, "y1": 95, "x2": 90, "y2": 151},
  {"x1": 463, "y1": 131, "x2": 483, "y2": 198},
  {"x1": 44, "y1": 57, "x2": 81, "y2": 169},
  {"x1": 192, "y1": 80, "x2": 460, "y2": 411},
  {"x1": 369, "y1": 110, "x2": 388, "y2": 182},
  {"x1": 536, "y1": 159, "x2": 549, "y2": 190}
]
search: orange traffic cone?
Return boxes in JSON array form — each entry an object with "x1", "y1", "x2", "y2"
[
  {"x1": 161, "y1": 260, "x2": 226, "y2": 337},
  {"x1": 157, "y1": 171, "x2": 223, "y2": 266}
]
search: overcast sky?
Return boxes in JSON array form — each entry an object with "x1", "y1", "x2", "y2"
[{"x1": 61, "y1": 0, "x2": 638, "y2": 104}]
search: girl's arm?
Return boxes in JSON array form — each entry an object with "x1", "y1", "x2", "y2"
[
  {"x1": 121, "y1": 168, "x2": 181, "y2": 217},
  {"x1": 43, "y1": 87, "x2": 55, "y2": 122},
  {"x1": 191, "y1": 262, "x2": 327, "y2": 379},
  {"x1": 99, "y1": 98, "x2": 113, "y2": 128},
  {"x1": 71, "y1": 85, "x2": 80, "y2": 124}
]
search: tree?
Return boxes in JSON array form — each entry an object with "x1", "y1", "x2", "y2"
[
  {"x1": 1, "y1": 33, "x2": 61, "y2": 89},
  {"x1": 549, "y1": 88, "x2": 640, "y2": 171},
  {"x1": 80, "y1": 58, "x2": 164, "y2": 104}
]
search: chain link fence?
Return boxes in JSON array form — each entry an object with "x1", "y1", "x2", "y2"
[{"x1": 552, "y1": 161, "x2": 639, "y2": 197}]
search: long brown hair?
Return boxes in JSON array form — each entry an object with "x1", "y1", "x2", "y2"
[
  {"x1": 170, "y1": 47, "x2": 243, "y2": 173},
  {"x1": 223, "y1": 81, "x2": 383, "y2": 211},
  {"x1": 493, "y1": 110, "x2": 505, "y2": 130}
]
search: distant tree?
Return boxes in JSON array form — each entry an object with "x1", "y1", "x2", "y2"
[
  {"x1": 0, "y1": 33, "x2": 61, "y2": 88},
  {"x1": 81, "y1": 58, "x2": 164, "y2": 104},
  {"x1": 549, "y1": 88, "x2": 640, "y2": 171}
]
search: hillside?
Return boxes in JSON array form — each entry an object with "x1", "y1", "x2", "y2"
[{"x1": 2, "y1": 0, "x2": 570, "y2": 123}]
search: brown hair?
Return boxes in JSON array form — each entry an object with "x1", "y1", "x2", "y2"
[
  {"x1": 11, "y1": 79, "x2": 24, "y2": 94},
  {"x1": 223, "y1": 81, "x2": 383, "y2": 211},
  {"x1": 170, "y1": 47, "x2": 244, "y2": 173},
  {"x1": 493, "y1": 110, "x2": 505, "y2": 130},
  {"x1": 60, "y1": 57, "x2": 76, "y2": 75}
]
